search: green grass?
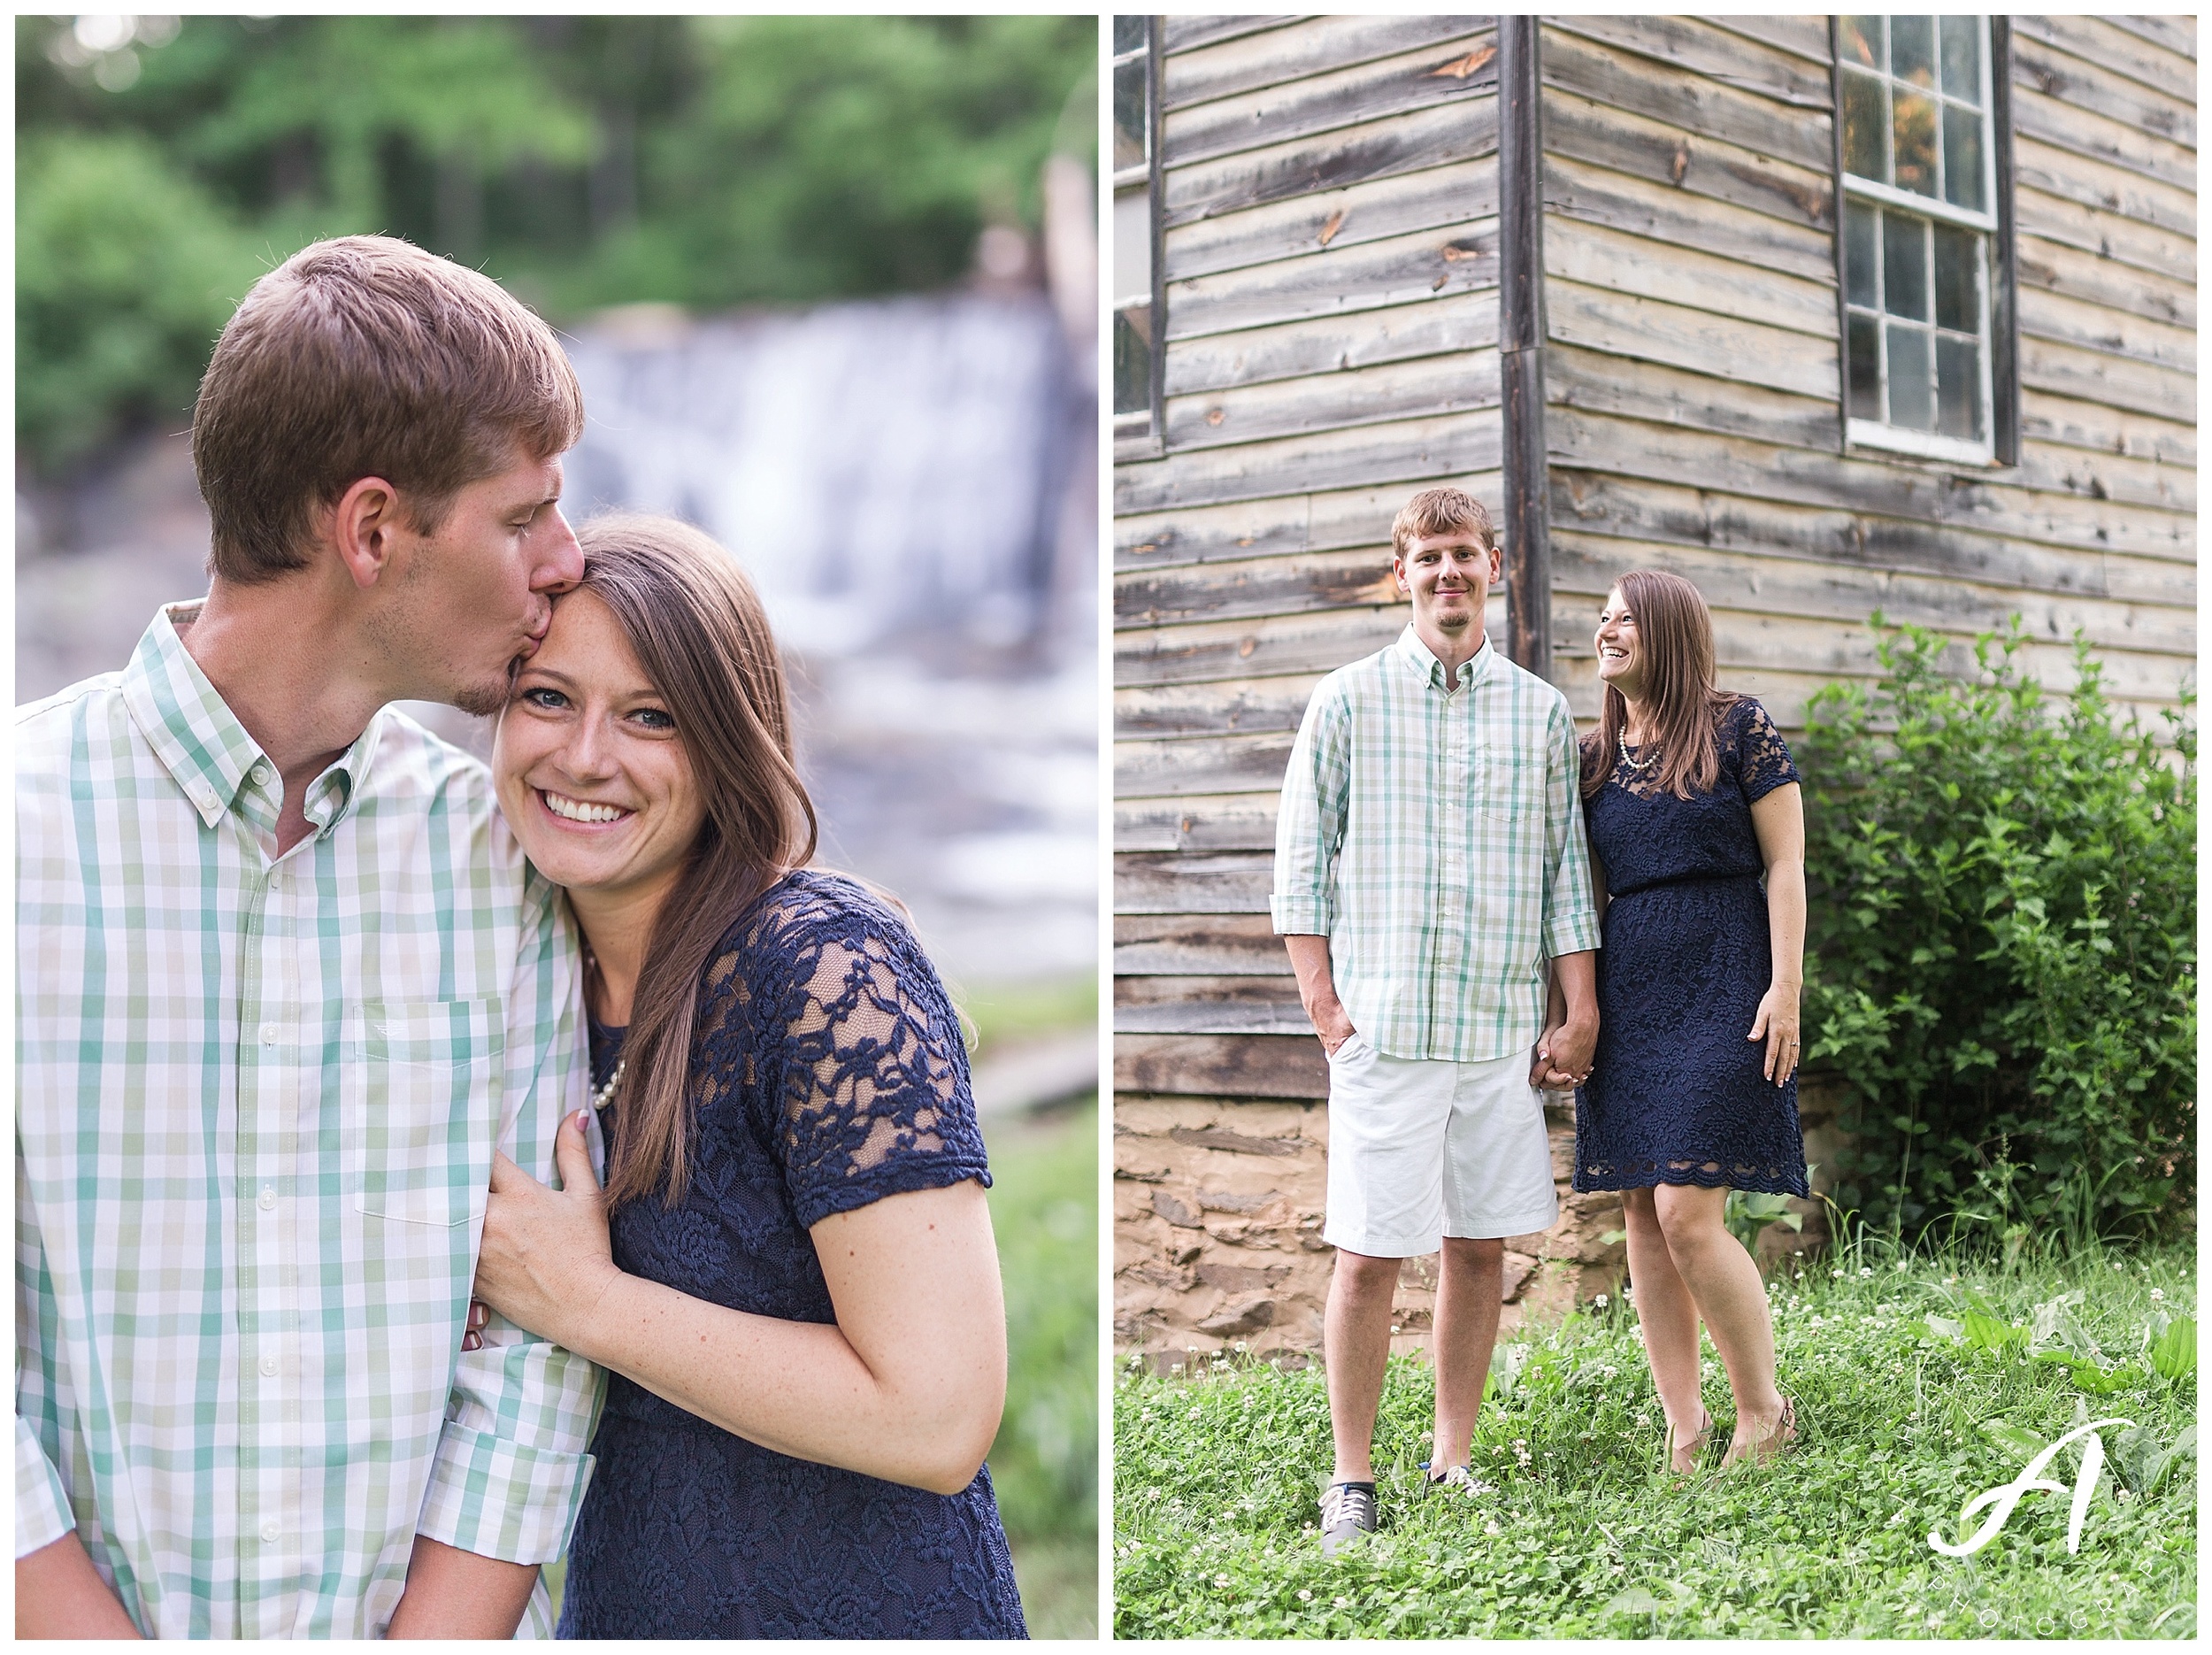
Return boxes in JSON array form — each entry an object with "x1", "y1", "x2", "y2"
[
  {"x1": 959, "y1": 970, "x2": 1098, "y2": 1054},
  {"x1": 1114, "y1": 1240, "x2": 2195, "y2": 1639},
  {"x1": 986, "y1": 1097, "x2": 1101, "y2": 1638}
]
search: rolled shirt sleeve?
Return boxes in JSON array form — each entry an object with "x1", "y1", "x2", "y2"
[
  {"x1": 416, "y1": 878, "x2": 602, "y2": 1566},
  {"x1": 1541, "y1": 701, "x2": 1602, "y2": 959},
  {"x1": 1270, "y1": 679, "x2": 1349, "y2": 936},
  {"x1": 16, "y1": 1412, "x2": 75, "y2": 1559}
]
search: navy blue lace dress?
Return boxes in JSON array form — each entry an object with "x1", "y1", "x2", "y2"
[
  {"x1": 1572, "y1": 697, "x2": 1809, "y2": 1197},
  {"x1": 556, "y1": 870, "x2": 1028, "y2": 1639}
]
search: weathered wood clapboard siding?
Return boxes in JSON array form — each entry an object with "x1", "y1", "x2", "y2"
[
  {"x1": 1111, "y1": 16, "x2": 2195, "y2": 1358},
  {"x1": 1115, "y1": 16, "x2": 1505, "y2": 1063},
  {"x1": 1537, "y1": 15, "x2": 2195, "y2": 733}
]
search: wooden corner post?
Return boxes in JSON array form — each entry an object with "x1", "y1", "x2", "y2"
[{"x1": 1497, "y1": 14, "x2": 1549, "y2": 680}]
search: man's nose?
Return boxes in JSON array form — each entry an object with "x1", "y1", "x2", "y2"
[{"x1": 534, "y1": 507, "x2": 585, "y2": 593}]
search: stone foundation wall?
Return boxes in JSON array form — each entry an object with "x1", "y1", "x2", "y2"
[{"x1": 1112, "y1": 1076, "x2": 1846, "y2": 1362}]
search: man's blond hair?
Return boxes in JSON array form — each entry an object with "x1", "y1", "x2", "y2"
[
  {"x1": 190, "y1": 235, "x2": 584, "y2": 584},
  {"x1": 1390, "y1": 486, "x2": 1496, "y2": 561}
]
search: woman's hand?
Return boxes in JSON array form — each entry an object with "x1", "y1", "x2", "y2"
[
  {"x1": 1748, "y1": 982, "x2": 1801, "y2": 1084},
  {"x1": 472, "y1": 1110, "x2": 623, "y2": 1352}
]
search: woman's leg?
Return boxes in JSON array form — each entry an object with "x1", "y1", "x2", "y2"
[
  {"x1": 1621, "y1": 1186, "x2": 1708, "y2": 1471},
  {"x1": 1650, "y1": 1183, "x2": 1788, "y2": 1463}
]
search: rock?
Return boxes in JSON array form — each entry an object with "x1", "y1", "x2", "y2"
[
  {"x1": 1196, "y1": 1295, "x2": 1276, "y2": 1336},
  {"x1": 1150, "y1": 1190, "x2": 1202, "y2": 1228},
  {"x1": 1195, "y1": 1260, "x2": 1291, "y2": 1294}
]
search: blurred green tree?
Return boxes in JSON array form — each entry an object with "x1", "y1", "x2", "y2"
[{"x1": 16, "y1": 13, "x2": 1095, "y2": 473}]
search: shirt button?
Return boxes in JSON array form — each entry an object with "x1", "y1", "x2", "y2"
[
  {"x1": 261, "y1": 1521, "x2": 279, "y2": 1543},
  {"x1": 259, "y1": 1023, "x2": 279, "y2": 1045},
  {"x1": 258, "y1": 1187, "x2": 276, "y2": 1212},
  {"x1": 251, "y1": 762, "x2": 271, "y2": 784},
  {"x1": 259, "y1": 1355, "x2": 278, "y2": 1377}
]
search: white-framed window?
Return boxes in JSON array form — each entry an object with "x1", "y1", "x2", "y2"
[
  {"x1": 1836, "y1": 15, "x2": 2001, "y2": 466},
  {"x1": 1112, "y1": 16, "x2": 1160, "y2": 446}
]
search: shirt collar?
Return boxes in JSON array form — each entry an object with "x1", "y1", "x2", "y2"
[
  {"x1": 119, "y1": 601, "x2": 380, "y2": 840},
  {"x1": 1392, "y1": 623, "x2": 1494, "y2": 691}
]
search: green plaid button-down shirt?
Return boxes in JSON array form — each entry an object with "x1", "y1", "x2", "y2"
[
  {"x1": 16, "y1": 604, "x2": 600, "y2": 1639},
  {"x1": 1271, "y1": 627, "x2": 1601, "y2": 1062}
]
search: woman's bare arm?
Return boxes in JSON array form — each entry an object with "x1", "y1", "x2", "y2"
[
  {"x1": 1748, "y1": 781, "x2": 1806, "y2": 1082},
  {"x1": 476, "y1": 1120, "x2": 1006, "y2": 1497}
]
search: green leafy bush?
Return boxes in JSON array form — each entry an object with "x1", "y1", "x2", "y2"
[
  {"x1": 1798, "y1": 620, "x2": 2194, "y2": 1241},
  {"x1": 17, "y1": 129, "x2": 260, "y2": 471}
]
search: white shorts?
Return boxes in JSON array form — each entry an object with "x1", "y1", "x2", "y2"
[{"x1": 1322, "y1": 1035, "x2": 1559, "y2": 1258}]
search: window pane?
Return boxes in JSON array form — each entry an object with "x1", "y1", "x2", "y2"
[
  {"x1": 1939, "y1": 16, "x2": 1981, "y2": 103},
  {"x1": 1114, "y1": 57, "x2": 1149, "y2": 173},
  {"x1": 1841, "y1": 68, "x2": 1886, "y2": 181},
  {"x1": 1847, "y1": 313, "x2": 1882, "y2": 420},
  {"x1": 1114, "y1": 305, "x2": 1153, "y2": 416},
  {"x1": 1113, "y1": 188, "x2": 1152, "y2": 304},
  {"x1": 1883, "y1": 213, "x2": 1929, "y2": 322},
  {"x1": 1932, "y1": 223, "x2": 1978, "y2": 333},
  {"x1": 1112, "y1": 15, "x2": 1146, "y2": 55},
  {"x1": 1943, "y1": 105, "x2": 1985, "y2": 212},
  {"x1": 1839, "y1": 15, "x2": 1883, "y2": 71},
  {"x1": 1936, "y1": 335, "x2": 1982, "y2": 440},
  {"x1": 1845, "y1": 201, "x2": 1878, "y2": 307},
  {"x1": 1893, "y1": 90, "x2": 1938, "y2": 196},
  {"x1": 1886, "y1": 325, "x2": 1934, "y2": 430},
  {"x1": 1892, "y1": 16, "x2": 1936, "y2": 89}
]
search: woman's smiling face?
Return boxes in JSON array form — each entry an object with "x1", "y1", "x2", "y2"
[
  {"x1": 493, "y1": 588, "x2": 707, "y2": 903},
  {"x1": 1594, "y1": 586, "x2": 1647, "y2": 699}
]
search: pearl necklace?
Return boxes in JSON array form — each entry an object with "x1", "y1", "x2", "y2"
[
  {"x1": 591, "y1": 1057, "x2": 626, "y2": 1112},
  {"x1": 1617, "y1": 730, "x2": 1655, "y2": 773}
]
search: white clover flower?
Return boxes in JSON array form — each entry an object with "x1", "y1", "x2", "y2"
[
  {"x1": 2151, "y1": 1289, "x2": 2165, "y2": 1302},
  {"x1": 1832, "y1": 1268, "x2": 1845, "y2": 1278},
  {"x1": 1334, "y1": 1597, "x2": 1350, "y2": 1609},
  {"x1": 1594, "y1": 1293, "x2": 1609, "y2": 1308},
  {"x1": 1298, "y1": 1590, "x2": 1312, "y2": 1603},
  {"x1": 1893, "y1": 1261, "x2": 1909, "y2": 1273},
  {"x1": 1861, "y1": 1266, "x2": 1875, "y2": 1278}
]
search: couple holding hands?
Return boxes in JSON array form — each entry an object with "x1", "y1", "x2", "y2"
[
  {"x1": 1272, "y1": 489, "x2": 1810, "y2": 1555},
  {"x1": 19, "y1": 238, "x2": 1025, "y2": 1638}
]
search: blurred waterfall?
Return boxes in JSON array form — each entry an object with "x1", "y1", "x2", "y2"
[{"x1": 563, "y1": 293, "x2": 1086, "y2": 661}]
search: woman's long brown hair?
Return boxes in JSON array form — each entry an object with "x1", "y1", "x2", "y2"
[
  {"x1": 1578, "y1": 568, "x2": 1738, "y2": 802},
  {"x1": 573, "y1": 512, "x2": 818, "y2": 1208}
]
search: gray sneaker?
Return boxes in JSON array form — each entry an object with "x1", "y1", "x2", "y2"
[{"x1": 1318, "y1": 1481, "x2": 1379, "y2": 1557}]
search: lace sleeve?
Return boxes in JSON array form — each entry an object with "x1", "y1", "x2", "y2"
[
  {"x1": 1732, "y1": 697, "x2": 1801, "y2": 803},
  {"x1": 749, "y1": 881, "x2": 992, "y2": 1231}
]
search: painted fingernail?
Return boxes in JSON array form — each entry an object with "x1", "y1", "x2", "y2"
[{"x1": 462, "y1": 1332, "x2": 481, "y2": 1351}]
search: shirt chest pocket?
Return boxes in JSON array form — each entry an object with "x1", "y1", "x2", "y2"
[
  {"x1": 346, "y1": 997, "x2": 503, "y2": 1228},
  {"x1": 1477, "y1": 751, "x2": 1548, "y2": 823}
]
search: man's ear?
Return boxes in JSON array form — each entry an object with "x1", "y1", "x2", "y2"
[
  {"x1": 327, "y1": 476, "x2": 405, "y2": 592},
  {"x1": 1392, "y1": 553, "x2": 1409, "y2": 595}
]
